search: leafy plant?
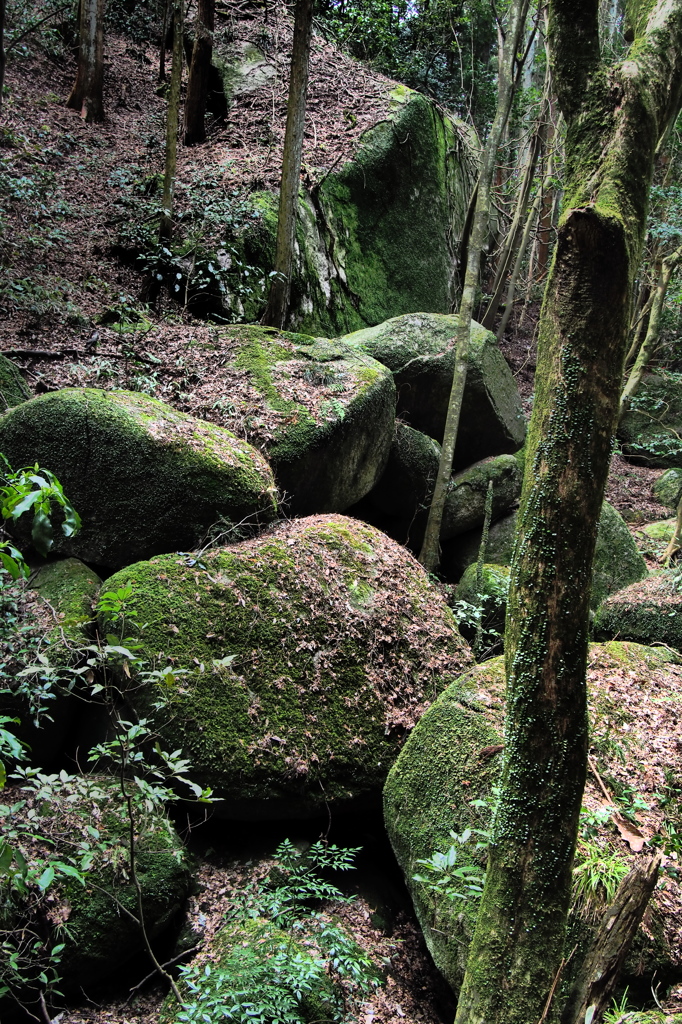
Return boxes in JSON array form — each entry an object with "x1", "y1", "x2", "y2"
[
  {"x1": 0, "y1": 457, "x2": 81, "y2": 576},
  {"x1": 572, "y1": 839, "x2": 629, "y2": 921},
  {"x1": 413, "y1": 828, "x2": 486, "y2": 908},
  {"x1": 172, "y1": 840, "x2": 379, "y2": 1023}
]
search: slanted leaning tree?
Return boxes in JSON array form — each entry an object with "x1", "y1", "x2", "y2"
[
  {"x1": 184, "y1": 0, "x2": 215, "y2": 145},
  {"x1": 67, "y1": 0, "x2": 106, "y2": 122},
  {"x1": 454, "y1": 3, "x2": 682, "y2": 1023},
  {"x1": 262, "y1": 0, "x2": 315, "y2": 330}
]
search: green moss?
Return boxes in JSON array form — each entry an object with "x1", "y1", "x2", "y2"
[
  {"x1": 654, "y1": 468, "x2": 682, "y2": 509},
  {"x1": 30, "y1": 558, "x2": 100, "y2": 649},
  {"x1": 100, "y1": 515, "x2": 473, "y2": 817},
  {"x1": 0, "y1": 353, "x2": 30, "y2": 412},
  {"x1": 594, "y1": 572, "x2": 682, "y2": 651},
  {"x1": 0, "y1": 388, "x2": 278, "y2": 568}
]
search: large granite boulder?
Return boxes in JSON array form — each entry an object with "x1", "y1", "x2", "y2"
[
  {"x1": 0, "y1": 388, "x2": 279, "y2": 569},
  {"x1": 342, "y1": 313, "x2": 526, "y2": 461},
  {"x1": 207, "y1": 326, "x2": 396, "y2": 514},
  {"x1": 594, "y1": 573, "x2": 682, "y2": 651},
  {"x1": 0, "y1": 353, "x2": 30, "y2": 412},
  {"x1": 0, "y1": 775, "x2": 190, "y2": 1004},
  {"x1": 100, "y1": 515, "x2": 473, "y2": 819},
  {"x1": 444, "y1": 501, "x2": 648, "y2": 607},
  {"x1": 384, "y1": 642, "x2": 682, "y2": 995},
  {"x1": 654, "y1": 468, "x2": 682, "y2": 509}
]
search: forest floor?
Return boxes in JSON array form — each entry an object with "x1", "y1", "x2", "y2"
[{"x1": 1, "y1": 9, "x2": 681, "y2": 1024}]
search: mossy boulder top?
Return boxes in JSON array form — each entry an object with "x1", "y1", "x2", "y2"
[
  {"x1": 0, "y1": 353, "x2": 30, "y2": 411},
  {"x1": 0, "y1": 388, "x2": 279, "y2": 569},
  {"x1": 342, "y1": 313, "x2": 526, "y2": 463},
  {"x1": 653, "y1": 467, "x2": 682, "y2": 509},
  {"x1": 101, "y1": 515, "x2": 473, "y2": 818},
  {"x1": 384, "y1": 642, "x2": 682, "y2": 994},
  {"x1": 444, "y1": 500, "x2": 648, "y2": 603},
  {"x1": 205, "y1": 325, "x2": 396, "y2": 514},
  {"x1": 594, "y1": 572, "x2": 682, "y2": 652}
]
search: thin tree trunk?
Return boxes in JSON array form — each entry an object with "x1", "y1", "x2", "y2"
[
  {"x1": 183, "y1": 0, "x2": 214, "y2": 145},
  {"x1": 621, "y1": 242, "x2": 682, "y2": 413},
  {"x1": 482, "y1": 81, "x2": 549, "y2": 331},
  {"x1": 159, "y1": 0, "x2": 183, "y2": 243},
  {"x1": 561, "y1": 856, "x2": 661, "y2": 1024},
  {"x1": 663, "y1": 492, "x2": 682, "y2": 563},
  {"x1": 418, "y1": 0, "x2": 532, "y2": 573},
  {"x1": 261, "y1": 0, "x2": 315, "y2": 330},
  {"x1": 496, "y1": 149, "x2": 554, "y2": 342},
  {"x1": 67, "y1": 0, "x2": 105, "y2": 122},
  {"x1": 0, "y1": 0, "x2": 6, "y2": 112},
  {"x1": 624, "y1": 277, "x2": 655, "y2": 368},
  {"x1": 159, "y1": 0, "x2": 170, "y2": 82},
  {"x1": 454, "y1": 2, "x2": 682, "y2": 1022}
]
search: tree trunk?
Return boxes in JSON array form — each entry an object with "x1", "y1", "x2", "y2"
[
  {"x1": 261, "y1": 0, "x2": 315, "y2": 330},
  {"x1": 159, "y1": 0, "x2": 183, "y2": 244},
  {"x1": 159, "y1": 0, "x2": 170, "y2": 82},
  {"x1": 561, "y1": 856, "x2": 661, "y2": 1024},
  {"x1": 0, "y1": 0, "x2": 6, "y2": 112},
  {"x1": 183, "y1": 0, "x2": 214, "y2": 145},
  {"x1": 418, "y1": 0, "x2": 532, "y2": 573},
  {"x1": 454, "y1": 3, "x2": 682, "y2": 1023},
  {"x1": 67, "y1": 0, "x2": 105, "y2": 123},
  {"x1": 621, "y1": 242, "x2": 682, "y2": 413}
]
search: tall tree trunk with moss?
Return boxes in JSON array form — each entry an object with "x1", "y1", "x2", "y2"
[
  {"x1": 159, "y1": 0, "x2": 183, "y2": 243},
  {"x1": 261, "y1": 0, "x2": 314, "y2": 330},
  {"x1": 453, "y1": 4, "x2": 682, "y2": 1024},
  {"x1": 183, "y1": 0, "x2": 214, "y2": 145},
  {"x1": 418, "y1": 0, "x2": 532, "y2": 572},
  {"x1": 67, "y1": 0, "x2": 105, "y2": 122},
  {"x1": 0, "y1": 0, "x2": 6, "y2": 112}
]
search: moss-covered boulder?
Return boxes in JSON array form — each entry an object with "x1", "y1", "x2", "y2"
[
  {"x1": 619, "y1": 372, "x2": 682, "y2": 467},
  {"x1": 0, "y1": 774, "x2": 191, "y2": 1004},
  {"x1": 343, "y1": 313, "x2": 526, "y2": 459},
  {"x1": 0, "y1": 388, "x2": 278, "y2": 568},
  {"x1": 366, "y1": 422, "x2": 441, "y2": 519},
  {"x1": 100, "y1": 515, "x2": 473, "y2": 818},
  {"x1": 0, "y1": 353, "x2": 30, "y2": 411},
  {"x1": 442, "y1": 455, "x2": 522, "y2": 540},
  {"x1": 634, "y1": 518, "x2": 678, "y2": 559},
  {"x1": 654, "y1": 467, "x2": 682, "y2": 509},
  {"x1": 594, "y1": 572, "x2": 682, "y2": 650},
  {"x1": 0, "y1": 560, "x2": 101, "y2": 767},
  {"x1": 207, "y1": 326, "x2": 396, "y2": 514},
  {"x1": 444, "y1": 501, "x2": 648, "y2": 605},
  {"x1": 384, "y1": 642, "x2": 682, "y2": 994},
  {"x1": 159, "y1": 918, "x2": 338, "y2": 1024}
]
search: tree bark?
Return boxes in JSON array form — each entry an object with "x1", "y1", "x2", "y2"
[
  {"x1": 621, "y1": 242, "x2": 682, "y2": 412},
  {"x1": 418, "y1": 0, "x2": 532, "y2": 573},
  {"x1": 0, "y1": 0, "x2": 6, "y2": 112},
  {"x1": 159, "y1": 0, "x2": 183, "y2": 244},
  {"x1": 183, "y1": 0, "x2": 214, "y2": 145},
  {"x1": 561, "y1": 856, "x2": 661, "y2": 1024},
  {"x1": 67, "y1": 0, "x2": 105, "y2": 123},
  {"x1": 454, "y1": 3, "x2": 682, "y2": 1023},
  {"x1": 261, "y1": 0, "x2": 315, "y2": 330}
]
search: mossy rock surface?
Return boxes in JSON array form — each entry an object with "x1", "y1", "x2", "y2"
[
  {"x1": 442, "y1": 454, "x2": 522, "y2": 540},
  {"x1": 619, "y1": 372, "x2": 682, "y2": 467},
  {"x1": 594, "y1": 572, "x2": 682, "y2": 651},
  {"x1": 0, "y1": 560, "x2": 101, "y2": 767},
  {"x1": 159, "y1": 917, "x2": 337, "y2": 1024},
  {"x1": 0, "y1": 776, "x2": 191, "y2": 994},
  {"x1": 208, "y1": 326, "x2": 396, "y2": 514},
  {"x1": 0, "y1": 353, "x2": 30, "y2": 411},
  {"x1": 101, "y1": 515, "x2": 473, "y2": 818},
  {"x1": 0, "y1": 388, "x2": 278, "y2": 569},
  {"x1": 343, "y1": 313, "x2": 526, "y2": 462},
  {"x1": 654, "y1": 468, "x2": 682, "y2": 509},
  {"x1": 444, "y1": 501, "x2": 647, "y2": 604},
  {"x1": 366, "y1": 422, "x2": 441, "y2": 519},
  {"x1": 384, "y1": 642, "x2": 682, "y2": 994}
]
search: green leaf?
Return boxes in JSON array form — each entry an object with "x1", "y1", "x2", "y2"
[
  {"x1": 31, "y1": 507, "x2": 54, "y2": 556},
  {"x1": 38, "y1": 864, "x2": 56, "y2": 891}
]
